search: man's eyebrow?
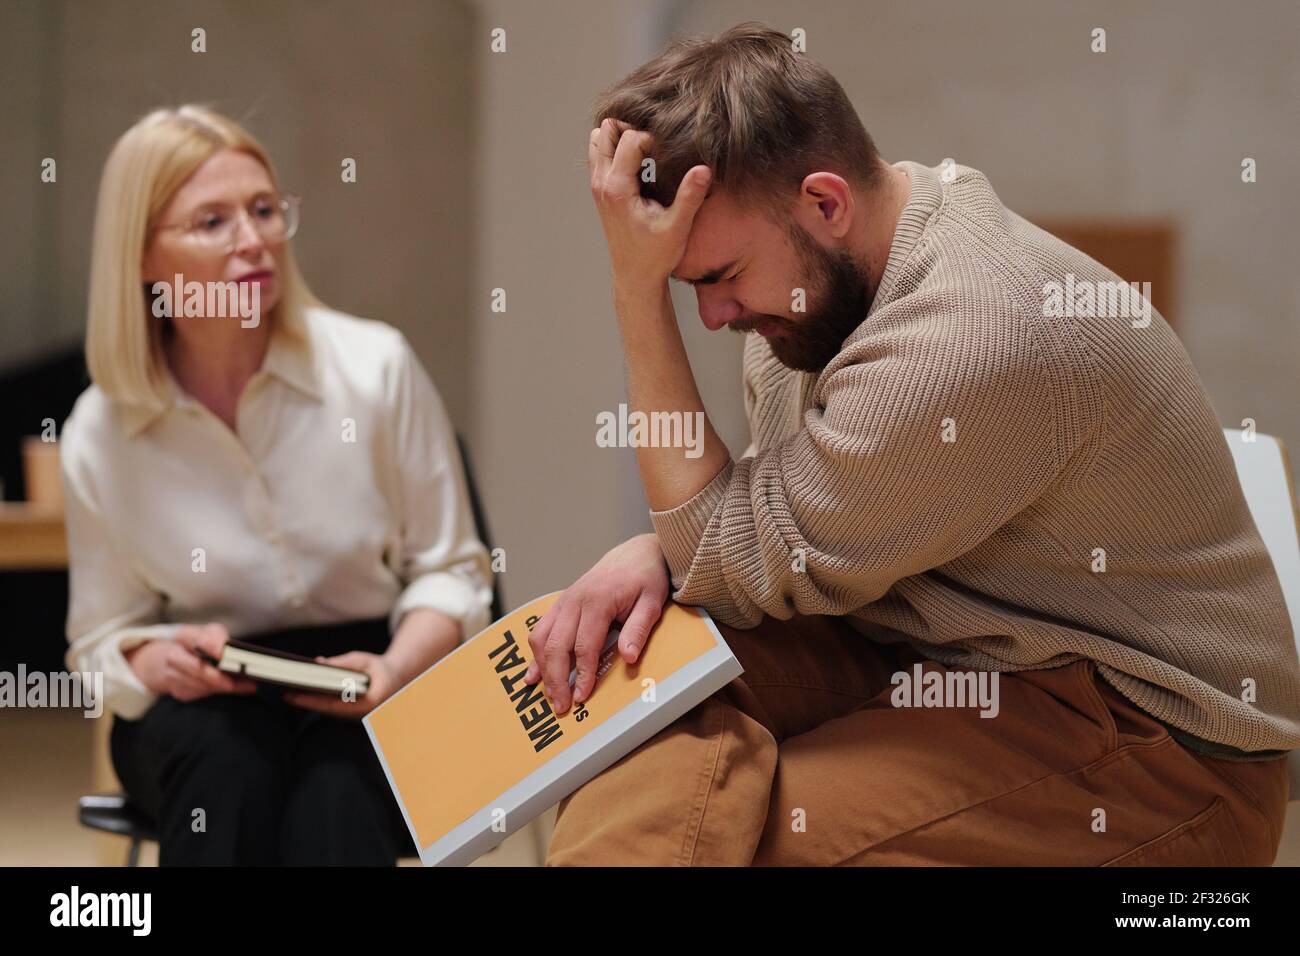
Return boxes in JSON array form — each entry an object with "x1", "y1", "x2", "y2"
[{"x1": 670, "y1": 259, "x2": 738, "y2": 286}]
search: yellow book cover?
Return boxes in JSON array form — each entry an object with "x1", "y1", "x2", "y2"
[{"x1": 363, "y1": 593, "x2": 740, "y2": 866}]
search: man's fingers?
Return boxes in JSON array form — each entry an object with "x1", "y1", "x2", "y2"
[
  {"x1": 595, "y1": 117, "x2": 620, "y2": 160},
  {"x1": 587, "y1": 125, "x2": 610, "y2": 176},
  {"x1": 539, "y1": 601, "x2": 580, "y2": 710},
  {"x1": 525, "y1": 595, "x2": 572, "y2": 686},
  {"x1": 609, "y1": 126, "x2": 653, "y2": 188},
  {"x1": 619, "y1": 591, "x2": 665, "y2": 662},
  {"x1": 524, "y1": 604, "x2": 560, "y2": 684},
  {"x1": 590, "y1": 119, "x2": 652, "y2": 200},
  {"x1": 571, "y1": 605, "x2": 613, "y2": 706},
  {"x1": 588, "y1": 117, "x2": 622, "y2": 183},
  {"x1": 668, "y1": 164, "x2": 713, "y2": 227}
]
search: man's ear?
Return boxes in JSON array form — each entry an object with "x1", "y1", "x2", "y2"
[{"x1": 796, "y1": 172, "x2": 854, "y2": 240}]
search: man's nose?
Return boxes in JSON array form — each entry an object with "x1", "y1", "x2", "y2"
[{"x1": 695, "y1": 287, "x2": 742, "y2": 331}]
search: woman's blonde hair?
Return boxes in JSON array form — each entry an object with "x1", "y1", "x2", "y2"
[{"x1": 86, "y1": 104, "x2": 319, "y2": 408}]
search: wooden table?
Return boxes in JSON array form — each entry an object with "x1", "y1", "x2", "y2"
[
  {"x1": 0, "y1": 502, "x2": 67, "y2": 570},
  {"x1": 0, "y1": 504, "x2": 122, "y2": 860}
]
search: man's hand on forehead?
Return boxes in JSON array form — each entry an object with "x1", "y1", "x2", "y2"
[{"x1": 588, "y1": 117, "x2": 713, "y2": 296}]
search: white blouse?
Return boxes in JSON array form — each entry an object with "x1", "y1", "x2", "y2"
[{"x1": 61, "y1": 306, "x2": 495, "y2": 720}]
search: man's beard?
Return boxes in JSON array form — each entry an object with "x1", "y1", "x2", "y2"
[{"x1": 731, "y1": 223, "x2": 875, "y2": 372}]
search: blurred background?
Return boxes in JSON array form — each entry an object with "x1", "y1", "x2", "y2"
[{"x1": 1, "y1": 0, "x2": 1297, "y2": 865}]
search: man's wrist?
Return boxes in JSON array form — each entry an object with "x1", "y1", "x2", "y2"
[{"x1": 612, "y1": 275, "x2": 670, "y2": 311}]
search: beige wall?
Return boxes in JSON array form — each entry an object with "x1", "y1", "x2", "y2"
[
  {"x1": 1, "y1": 0, "x2": 478, "y2": 428},
  {"x1": 0, "y1": 0, "x2": 49, "y2": 367}
]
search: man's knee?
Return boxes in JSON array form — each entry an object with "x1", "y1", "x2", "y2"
[{"x1": 547, "y1": 692, "x2": 778, "y2": 866}]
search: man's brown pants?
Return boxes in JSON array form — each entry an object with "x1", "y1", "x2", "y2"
[{"x1": 546, "y1": 614, "x2": 1290, "y2": 866}]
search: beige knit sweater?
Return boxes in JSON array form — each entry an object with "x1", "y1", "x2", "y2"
[{"x1": 650, "y1": 159, "x2": 1300, "y2": 760}]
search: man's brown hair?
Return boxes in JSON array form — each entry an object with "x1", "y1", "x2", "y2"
[{"x1": 591, "y1": 22, "x2": 882, "y2": 217}]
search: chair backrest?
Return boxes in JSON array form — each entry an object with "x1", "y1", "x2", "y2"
[
  {"x1": 1222, "y1": 428, "x2": 1300, "y2": 799},
  {"x1": 455, "y1": 433, "x2": 504, "y2": 624}
]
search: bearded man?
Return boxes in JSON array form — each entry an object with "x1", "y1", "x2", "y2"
[{"x1": 525, "y1": 22, "x2": 1299, "y2": 866}]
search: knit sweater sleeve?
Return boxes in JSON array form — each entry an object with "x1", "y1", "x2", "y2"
[{"x1": 649, "y1": 287, "x2": 1081, "y2": 629}]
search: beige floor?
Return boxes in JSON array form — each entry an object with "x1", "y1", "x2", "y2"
[
  {"x1": 3, "y1": 709, "x2": 1298, "y2": 866},
  {"x1": 0, "y1": 708, "x2": 553, "y2": 867}
]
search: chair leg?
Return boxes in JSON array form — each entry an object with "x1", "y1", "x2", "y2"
[{"x1": 126, "y1": 839, "x2": 141, "y2": 868}]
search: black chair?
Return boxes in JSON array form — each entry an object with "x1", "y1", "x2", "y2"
[
  {"x1": 76, "y1": 794, "x2": 157, "y2": 867},
  {"x1": 78, "y1": 433, "x2": 504, "y2": 864}
]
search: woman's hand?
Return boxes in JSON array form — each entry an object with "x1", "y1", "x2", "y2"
[
  {"x1": 125, "y1": 623, "x2": 257, "y2": 702},
  {"x1": 523, "y1": 533, "x2": 670, "y2": 716},
  {"x1": 283, "y1": 651, "x2": 403, "y2": 719},
  {"x1": 284, "y1": 608, "x2": 462, "y2": 719}
]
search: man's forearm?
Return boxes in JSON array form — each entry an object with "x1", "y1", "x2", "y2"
[{"x1": 613, "y1": 278, "x2": 730, "y2": 511}]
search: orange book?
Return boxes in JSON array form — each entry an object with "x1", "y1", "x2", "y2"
[{"x1": 364, "y1": 593, "x2": 740, "y2": 866}]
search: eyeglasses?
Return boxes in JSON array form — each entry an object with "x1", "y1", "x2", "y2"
[{"x1": 152, "y1": 194, "x2": 301, "y2": 255}]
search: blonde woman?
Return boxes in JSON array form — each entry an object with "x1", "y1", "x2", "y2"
[{"x1": 62, "y1": 106, "x2": 493, "y2": 865}]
